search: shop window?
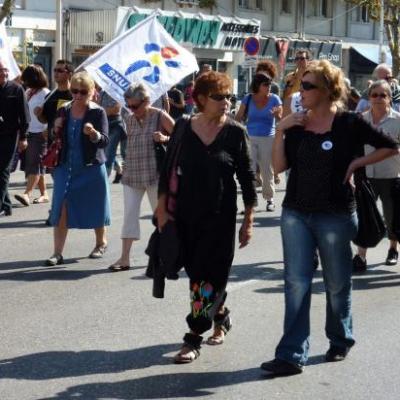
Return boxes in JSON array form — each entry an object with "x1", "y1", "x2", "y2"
[
  {"x1": 281, "y1": 0, "x2": 292, "y2": 14},
  {"x1": 351, "y1": 5, "x2": 369, "y2": 23},
  {"x1": 307, "y1": 0, "x2": 331, "y2": 18},
  {"x1": 255, "y1": 0, "x2": 263, "y2": 10},
  {"x1": 238, "y1": 0, "x2": 250, "y2": 9}
]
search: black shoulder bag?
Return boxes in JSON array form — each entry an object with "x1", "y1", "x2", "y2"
[
  {"x1": 348, "y1": 111, "x2": 386, "y2": 248},
  {"x1": 154, "y1": 110, "x2": 167, "y2": 173}
]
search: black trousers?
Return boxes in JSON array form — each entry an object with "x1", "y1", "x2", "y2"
[
  {"x1": 0, "y1": 133, "x2": 18, "y2": 213},
  {"x1": 178, "y1": 211, "x2": 236, "y2": 335}
]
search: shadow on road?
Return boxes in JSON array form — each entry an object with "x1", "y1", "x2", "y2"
[
  {"x1": 255, "y1": 268, "x2": 400, "y2": 295},
  {"x1": 0, "y1": 257, "x2": 86, "y2": 271},
  {"x1": 0, "y1": 260, "x2": 112, "y2": 281},
  {"x1": 236, "y1": 215, "x2": 281, "y2": 228},
  {"x1": 0, "y1": 218, "x2": 49, "y2": 229},
  {"x1": 0, "y1": 344, "x2": 180, "y2": 382},
  {"x1": 36, "y1": 367, "x2": 267, "y2": 399}
]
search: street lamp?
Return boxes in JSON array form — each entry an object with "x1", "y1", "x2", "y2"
[
  {"x1": 378, "y1": 0, "x2": 385, "y2": 63},
  {"x1": 55, "y1": 0, "x2": 63, "y2": 60}
]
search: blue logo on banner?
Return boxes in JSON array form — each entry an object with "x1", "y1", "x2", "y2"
[{"x1": 99, "y1": 63, "x2": 130, "y2": 91}]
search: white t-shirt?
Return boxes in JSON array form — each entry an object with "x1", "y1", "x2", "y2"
[{"x1": 27, "y1": 88, "x2": 50, "y2": 133}]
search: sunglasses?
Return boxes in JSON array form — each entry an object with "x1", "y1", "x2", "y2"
[
  {"x1": 126, "y1": 101, "x2": 143, "y2": 110},
  {"x1": 370, "y1": 92, "x2": 389, "y2": 99},
  {"x1": 53, "y1": 68, "x2": 68, "y2": 73},
  {"x1": 384, "y1": 76, "x2": 393, "y2": 81},
  {"x1": 208, "y1": 93, "x2": 232, "y2": 101},
  {"x1": 300, "y1": 81, "x2": 319, "y2": 91},
  {"x1": 295, "y1": 56, "x2": 307, "y2": 61},
  {"x1": 71, "y1": 88, "x2": 89, "y2": 96}
]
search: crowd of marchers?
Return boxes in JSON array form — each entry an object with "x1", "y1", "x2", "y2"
[{"x1": 1, "y1": 52, "x2": 400, "y2": 376}]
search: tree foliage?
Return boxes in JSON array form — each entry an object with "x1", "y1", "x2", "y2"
[
  {"x1": 346, "y1": 0, "x2": 400, "y2": 76},
  {"x1": 0, "y1": 0, "x2": 15, "y2": 24}
]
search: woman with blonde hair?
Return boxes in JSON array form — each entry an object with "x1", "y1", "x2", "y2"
[
  {"x1": 46, "y1": 72, "x2": 110, "y2": 266},
  {"x1": 261, "y1": 60, "x2": 399, "y2": 375}
]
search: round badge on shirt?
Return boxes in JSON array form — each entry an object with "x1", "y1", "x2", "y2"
[{"x1": 322, "y1": 140, "x2": 333, "y2": 151}]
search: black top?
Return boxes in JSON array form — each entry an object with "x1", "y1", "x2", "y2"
[
  {"x1": 283, "y1": 111, "x2": 398, "y2": 213},
  {"x1": 42, "y1": 89, "x2": 73, "y2": 136},
  {"x1": 159, "y1": 118, "x2": 257, "y2": 223},
  {"x1": 0, "y1": 80, "x2": 30, "y2": 138},
  {"x1": 168, "y1": 88, "x2": 185, "y2": 120}
]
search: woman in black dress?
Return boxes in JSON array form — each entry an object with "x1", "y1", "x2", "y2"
[{"x1": 157, "y1": 71, "x2": 257, "y2": 363}]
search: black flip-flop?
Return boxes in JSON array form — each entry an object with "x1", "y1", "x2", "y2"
[
  {"x1": 108, "y1": 265, "x2": 130, "y2": 272},
  {"x1": 15, "y1": 194, "x2": 30, "y2": 206}
]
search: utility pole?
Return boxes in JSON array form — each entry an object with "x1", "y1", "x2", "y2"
[
  {"x1": 378, "y1": 0, "x2": 385, "y2": 63},
  {"x1": 55, "y1": 0, "x2": 63, "y2": 61},
  {"x1": 298, "y1": 0, "x2": 306, "y2": 40}
]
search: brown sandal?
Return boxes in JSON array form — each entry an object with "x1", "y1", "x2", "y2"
[
  {"x1": 206, "y1": 308, "x2": 232, "y2": 346},
  {"x1": 173, "y1": 333, "x2": 202, "y2": 364},
  {"x1": 173, "y1": 345, "x2": 200, "y2": 364},
  {"x1": 89, "y1": 244, "x2": 107, "y2": 259},
  {"x1": 33, "y1": 196, "x2": 49, "y2": 204}
]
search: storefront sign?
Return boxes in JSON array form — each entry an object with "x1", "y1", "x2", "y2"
[
  {"x1": 243, "y1": 55, "x2": 258, "y2": 68},
  {"x1": 125, "y1": 12, "x2": 260, "y2": 52},
  {"x1": 259, "y1": 38, "x2": 342, "y2": 67}
]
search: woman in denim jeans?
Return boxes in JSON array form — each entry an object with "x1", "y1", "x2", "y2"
[{"x1": 260, "y1": 60, "x2": 399, "y2": 376}]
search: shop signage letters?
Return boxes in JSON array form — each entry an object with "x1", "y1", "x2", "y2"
[
  {"x1": 127, "y1": 13, "x2": 259, "y2": 51},
  {"x1": 128, "y1": 14, "x2": 221, "y2": 47}
]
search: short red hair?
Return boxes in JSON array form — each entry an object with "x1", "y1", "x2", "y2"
[{"x1": 192, "y1": 71, "x2": 232, "y2": 111}]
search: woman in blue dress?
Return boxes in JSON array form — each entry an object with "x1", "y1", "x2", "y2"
[{"x1": 46, "y1": 72, "x2": 110, "y2": 266}]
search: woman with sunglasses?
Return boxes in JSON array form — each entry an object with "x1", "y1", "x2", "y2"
[
  {"x1": 353, "y1": 80, "x2": 400, "y2": 272},
  {"x1": 109, "y1": 83, "x2": 174, "y2": 272},
  {"x1": 235, "y1": 72, "x2": 282, "y2": 212},
  {"x1": 46, "y1": 72, "x2": 110, "y2": 266},
  {"x1": 260, "y1": 60, "x2": 399, "y2": 376},
  {"x1": 157, "y1": 71, "x2": 257, "y2": 363}
]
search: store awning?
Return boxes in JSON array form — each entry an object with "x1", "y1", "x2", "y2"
[{"x1": 350, "y1": 43, "x2": 392, "y2": 66}]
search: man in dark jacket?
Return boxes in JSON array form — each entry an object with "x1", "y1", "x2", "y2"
[{"x1": 0, "y1": 61, "x2": 30, "y2": 216}]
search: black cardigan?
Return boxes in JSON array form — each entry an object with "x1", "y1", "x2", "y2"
[
  {"x1": 57, "y1": 101, "x2": 109, "y2": 166},
  {"x1": 283, "y1": 111, "x2": 399, "y2": 213},
  {"x1": 158, "y1": 117, "x2": 257, "y2": 219},
  {"x1": 0, "y1": 80, "x2": 30, "y2": 139}
]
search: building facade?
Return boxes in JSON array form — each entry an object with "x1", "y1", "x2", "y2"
[{"x1": 5, "y1": 1, "x2": 393, "y2": 92}]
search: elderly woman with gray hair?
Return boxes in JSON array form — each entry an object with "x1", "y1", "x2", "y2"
[
  {"x1": 109, "y1": 84, "x2": 175, "y2": 271},
  {"x1": 353, "y1": 79, "x2": 400, "y2": 272}
]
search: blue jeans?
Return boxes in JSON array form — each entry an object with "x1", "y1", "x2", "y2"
[
  {"x1": 275, "y1": 207, "x2": 358, "y2": 366},
  {"x1": 105, "y1": 119, "x2": 126, "y2": 176}
]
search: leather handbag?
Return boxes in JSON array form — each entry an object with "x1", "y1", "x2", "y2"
[
  {"x1": 42, "y1": 108, "x2": 66, "y2": 168},
  {"x1": 154, "y1": 110, "x2": 167, "y2": 172},
  {"x1": 391, "y1": 178, "x2": 400, "y2": 241},
  {"x1": 353, "y1": 178, "x2": 386, "y2": 248}
]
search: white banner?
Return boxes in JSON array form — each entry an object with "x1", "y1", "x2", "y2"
[
  {"x1": 0, "y1": 23, "x2": 20, "y2": 80},
  {"x1": 78, "y1": 14, "x2": 199, "y2": 104}
]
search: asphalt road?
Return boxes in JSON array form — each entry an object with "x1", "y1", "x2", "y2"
[{"x1": 1, "y1": 171, "x2": 400, "y2": 400}]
